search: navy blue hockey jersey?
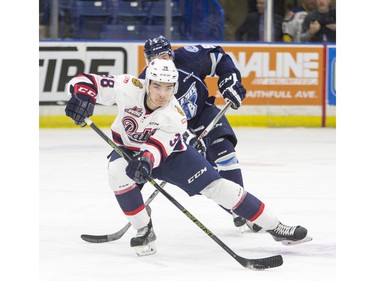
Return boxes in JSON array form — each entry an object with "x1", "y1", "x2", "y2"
[{"x1": 140, "y1": 45, "x2": 242, "y2": 123}]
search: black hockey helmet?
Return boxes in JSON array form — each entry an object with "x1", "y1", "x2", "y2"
[{"x1": 144, "y1": 35, "x2": 174, "y2": 64}]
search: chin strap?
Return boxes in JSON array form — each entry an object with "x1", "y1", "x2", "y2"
[{"x1": 147, "y1": 93, "x2": 160, "y2": 109}]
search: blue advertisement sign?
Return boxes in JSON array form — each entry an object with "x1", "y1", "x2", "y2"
[{"x1": 327, "y1": 46, "x2": 336, "y2": 106}]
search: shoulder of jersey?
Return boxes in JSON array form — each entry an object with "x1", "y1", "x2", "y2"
[
  {"x1": 177, "y1": 45, "x2": 202, "y2": 55},
  {"x1": 121, "y1": 74, "x2": 145, "y2": 91},
  {"x1": 171, "y1": 99, "x2": 187, "y2": 121},
  {"x1": 161, "y1": 98, "x2": 184, "y2": 117}
]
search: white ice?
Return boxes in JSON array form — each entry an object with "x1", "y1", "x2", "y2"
[{"x1": 39, "y1": 127, "x2": 336, "y2": 281}]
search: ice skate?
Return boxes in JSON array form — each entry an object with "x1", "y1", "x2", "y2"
[
  {"x1": 232, "y1": 213, "x2": 247, "y2": 232},
  {"x1": 130, "y1": 220, "x2": 157, "y2": 256},
  {"x1": 232, "y1": 213, "x2": 262, "y2": 233},
  {"x1": 245, "y1": 220, "x2": 263, "y2": 233},
  {"x1": 267, "y1": 222, "x2": 312, "y2": 245},
  {"x1": 232, "y1": 213, "x2": 246, "y2": 227}
]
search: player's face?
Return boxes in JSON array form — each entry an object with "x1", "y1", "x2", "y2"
[
  {"x1": 151, "y1": 53, "x2": 172, "y2": 61},
  {"x1": 147, "y1": 81, "x2": 175, "y2": 109}
]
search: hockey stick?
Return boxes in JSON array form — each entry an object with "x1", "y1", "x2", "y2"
[
  {"x1": 81, "y1": 102, "x2": 232, "y2": 243},
  {"x1": 83, "y1": 117, "x2": 283, "y2": 270},
  {"x1": 193, "y1": 101, "x2": 232, "y2": 142},
  {"x1": 81, "y1": 183, "x2": 164, "y2": 243}
]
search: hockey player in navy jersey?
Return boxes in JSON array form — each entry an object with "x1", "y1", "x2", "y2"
[
  {"x1": 65, "y1": 58, "x2": 311, "y2": 257},
  {"x1": 140, "y1": 36, "x2": 259, "y2": 231}
]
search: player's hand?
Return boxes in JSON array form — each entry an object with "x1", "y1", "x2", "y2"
[
  {"x1": 126, "y1": 152, "x2": 153, "y2": 184},
  {"x1": 183, "y1": 128, "x2": 207, "y2": 157},
  {"x1": 65, "y1": 85, "x2": 96, "y2": 127},
  {"x1": 218, "y1": 73, "x2": 246, "y2": 110}
]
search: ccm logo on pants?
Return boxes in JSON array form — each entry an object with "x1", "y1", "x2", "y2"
[{"x1": 188, "y1": 167, "x2": 207, "y2": 183}]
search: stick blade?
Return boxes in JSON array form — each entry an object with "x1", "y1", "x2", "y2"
[
  {"x1": 238, "y1": 254, "x2": 283, "y2": 270},
  {"x1": 81, "y1": 234, "x2": 111, "y2": 243}
]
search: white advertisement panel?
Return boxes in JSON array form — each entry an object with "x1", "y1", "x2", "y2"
[{"x1": 39, "y1": 42, "x2": 140, "y2": 102}]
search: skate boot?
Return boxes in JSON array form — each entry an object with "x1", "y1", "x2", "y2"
[
  {"x1": 130, "y1": 220, "x2": 157, "y2": 256},
  {"x1": 245, "y1": 220, "x2": 263, "y2": 233},
  {"x1": 232, "y1": 213, "x2": 246, "y2": 227},
  {"x1": 232, "y1": 213, "x2": 247, "y2": 233},
  {"x1": 267, "y1": 222, "x2": 312, "y2": 245},
  {"x1": 232, "y1": 213, "x2": 262, "y2": 233}
]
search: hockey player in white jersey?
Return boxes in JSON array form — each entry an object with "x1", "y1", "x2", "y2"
[
  {"x1": 140, "y1": 36, "x2": 260, "y2": 232},
  {"x1": 65, "y1": 58, "x2": 312, "y2": 257}
]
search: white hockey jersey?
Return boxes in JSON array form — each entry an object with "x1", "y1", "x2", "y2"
[
  {"x1": 282, "y1": 9, "x2": 308, "y2": 42},
  {"x1": 67, "y1": 73, "x2": 188, "y2": 168}
]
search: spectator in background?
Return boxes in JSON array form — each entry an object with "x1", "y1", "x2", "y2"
[
  {"x1": 247, "y1": 0, "x2": 285, "y2": 17},
  {"x1": 300, "y1": 0, "x2": 336, "y2": 42},
  {"x1": 235, "y1": 0, "x2": 283, "y2": 42},
  {"x1": 282, "y1": 0, "x2": 316, "y2": 42},
  {"x1": 39, "y1": 0, "x2": 50, "y2": 39}
]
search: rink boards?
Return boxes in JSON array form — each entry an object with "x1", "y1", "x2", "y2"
[{"x1": 39, "y1": 41, "x2": 336, "y2": 128}]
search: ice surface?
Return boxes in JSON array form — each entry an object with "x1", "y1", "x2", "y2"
[{"x1": 39, "y1": 127, "x2": 336, "y2": 281}]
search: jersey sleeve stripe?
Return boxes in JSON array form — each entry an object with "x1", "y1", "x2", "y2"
[
  {"x1": 111, "y1": 130, "x2": 124, "y2": 145},
  {"x1": 143, "y1": 143, "x2": 162, "y2": 167},
  {"x1": 83, "y1": 73, "x2": 99, "y2": 91},
  {"x1": 147, "y1": 137, "x2": 168, "y2": 159},
  {"x1": 209, "y1": 52, "x2": 223, "y2": 77}
]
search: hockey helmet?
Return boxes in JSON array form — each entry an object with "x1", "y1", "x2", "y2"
[
  {"x1": 145, "y1": 58, "x2": 179, "y2": 95},
  {"x1": 144, "y1": 35, "x2": 174, "y2": 64}
]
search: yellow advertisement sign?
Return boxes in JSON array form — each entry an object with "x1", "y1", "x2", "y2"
[{"x1": 138, "y1": 44, "x2": 324, "y2": 106}]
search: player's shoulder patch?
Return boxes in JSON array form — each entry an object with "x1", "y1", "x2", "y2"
[
  {"x1": 183, "y1": 45, "x2": 199, "y2": 53},
  {"x1": 131, "y1": 77, "x2": 143, "y2": 89},
  {"x1": 123, "y1": 75, "x2": 130, "y2": 84},
  {"x1": 175, "y1": 105, "x2": 185, "y2": 117}
]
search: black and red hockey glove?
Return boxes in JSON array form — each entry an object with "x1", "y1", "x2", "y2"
[{"x1": 65, "y1": 83, "x2": 97, "y2": 127}]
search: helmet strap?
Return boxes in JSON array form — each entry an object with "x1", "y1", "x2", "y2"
[{"x1": 146, "y1": 89, "x2": 160, "y2": 110}]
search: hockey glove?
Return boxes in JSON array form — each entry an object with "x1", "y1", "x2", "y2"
[
  {"x1": 218, "y1": 73, "x2": 246, "y2": 110},
  {"x1": 126, "y1": 151, "x2": 154, "y2": 184},
  {"x1": 65, "y1": 84, "x2": 96, "y2": 127},
  {"x1": 183, "y1": 128, "x2": 207, "y2": 157}
]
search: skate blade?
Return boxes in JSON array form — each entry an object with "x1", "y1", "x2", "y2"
[
  {"x1": 280, "y1": 235, "x2": 313, "y2": 246},
  {"x1": 238, "y1": 225, "x2": 246, "y2": 233},
  {"x1": 134, "y1": 242, "x2": 157, "y2": 256}
]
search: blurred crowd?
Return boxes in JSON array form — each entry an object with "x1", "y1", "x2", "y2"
[{"x1": 39, "y1": 0, "x2": 336, "y2": 43}]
